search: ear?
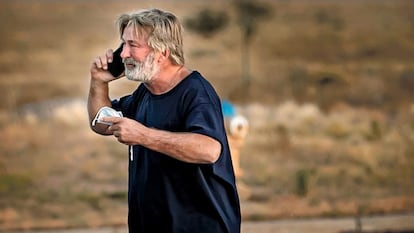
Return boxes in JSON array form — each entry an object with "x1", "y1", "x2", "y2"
[{"x1": 158, "y1": 49, "x2": 170, "y2": 63}]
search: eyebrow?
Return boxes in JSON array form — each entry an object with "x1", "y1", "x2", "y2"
[{"x1": 121, "y1": 38, "x2": 139, "y2": 45}]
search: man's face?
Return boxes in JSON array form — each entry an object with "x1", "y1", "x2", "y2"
[
  {"x1": 121, "y1": 25, "x2": 160, "y2": 82},
  {"x1": 123, "y1": 51, "x2": 159, "y2": 83}
]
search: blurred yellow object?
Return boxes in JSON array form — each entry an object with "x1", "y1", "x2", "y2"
[{"x1": 226, "y1": 115, "x2": 249, "y2": 179}]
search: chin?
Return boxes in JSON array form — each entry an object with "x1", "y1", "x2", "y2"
[{"x1": 126, "y1": 74, "x2": 151, "y2": 83}]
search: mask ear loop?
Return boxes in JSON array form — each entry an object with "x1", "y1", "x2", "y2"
[{"x1": 91, "y1": 110, "x2": 101, "y2": 126}]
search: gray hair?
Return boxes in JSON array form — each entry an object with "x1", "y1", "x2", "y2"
[{"x1": 117, "y1": 8, "x2": 185, "y2": 66}]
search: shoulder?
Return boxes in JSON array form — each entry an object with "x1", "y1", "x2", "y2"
[
  {"x1": 185, "y1": 71, "x2": 213, "y2": 88},
  {"x1": 181, "y1": 71, "x2": 219, "y2": 101}
]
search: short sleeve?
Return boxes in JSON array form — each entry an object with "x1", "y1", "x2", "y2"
[{"x1": 185, "y1": 102, "x2": 225, "y2": 143}]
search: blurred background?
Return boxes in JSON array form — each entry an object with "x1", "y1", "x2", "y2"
[{"x1": 1, "y1": 0, "x2": 414, "y2": 232}]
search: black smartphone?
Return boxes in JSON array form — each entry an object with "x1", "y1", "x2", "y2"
[{"x1": 108, "y1": 44, "x2": 124, "y2": 77}]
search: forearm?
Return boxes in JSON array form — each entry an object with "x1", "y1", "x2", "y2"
[
  {"x1": 87, "y1": 79, "x2": 112, "y2": 134},
  {"x1": 140, "y1": 128, "x2": 221, "y2": 164}
]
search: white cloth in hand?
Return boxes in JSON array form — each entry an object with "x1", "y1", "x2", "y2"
[{"x1": 92, "y1": 106, "x2": 123, "y2": 126}]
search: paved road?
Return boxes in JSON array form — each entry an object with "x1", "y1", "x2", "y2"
[{"x1": 4, "y1": 213, "x2": 414, "y2": 233}]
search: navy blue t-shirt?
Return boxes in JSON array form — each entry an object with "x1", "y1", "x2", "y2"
[{"x1": 111, "y1": 71, "x2": 241, "y2": 233}]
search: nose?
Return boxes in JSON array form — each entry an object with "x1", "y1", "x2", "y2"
[{"x1": 120, "y1": 44, "x2": 130, "y2": 59}]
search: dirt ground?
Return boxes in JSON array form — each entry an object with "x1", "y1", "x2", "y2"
[{"x1": 3, "y1": 213, "x2": 414, "y2": 233}]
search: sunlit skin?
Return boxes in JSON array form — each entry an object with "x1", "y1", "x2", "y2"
[
  {"x1": 121, "y1": 26, "x2": 159, "y2": 83},
  {"x1": 88, "y1": 25, "x2": 221, "y2": 164}
]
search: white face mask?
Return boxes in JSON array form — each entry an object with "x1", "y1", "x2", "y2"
[
  {"x1": 123, "y1": 52, "x2": 160, "y2": 82},
  {"x1": 92, "y1": 106, "x2": 123, "y2": 126}
]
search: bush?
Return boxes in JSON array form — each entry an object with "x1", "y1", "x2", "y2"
[
  {"x1": 0, "y1": 174, "x2": 32, "y2": 196},
  {"x1": 184, "y1": 9, "x2": 229, "y2": 38},
  {"x1": 295, "y1": 169, "x2": 311, "y2": 197}
]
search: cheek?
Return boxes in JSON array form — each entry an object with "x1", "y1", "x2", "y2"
[
  {"x1": 130, "y1": 54, "x2": 142, "y2": 63},
  {"x1": 130, "y1": 50, "x2": 149, "y2": 63}
]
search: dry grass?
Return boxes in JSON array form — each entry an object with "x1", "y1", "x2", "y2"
[{"x1": 1, "y1": 0, "x2": 414, "y2": 231}]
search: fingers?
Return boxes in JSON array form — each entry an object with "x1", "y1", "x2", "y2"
[
  {"x1": 106, "y1": 49, "x2": 114, "y2": 63},
  {"x1": 92, "y1": 49, "x2": 114, "y2": 70},
  {"x1": 105, "y1": 117, "x2": 126, "y2": 143},
  {"x1": 102, "y1": 116, "x2": 122, "y2": 125}
]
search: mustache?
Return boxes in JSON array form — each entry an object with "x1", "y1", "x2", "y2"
[{"x1": 122, "y1": 58, "x2": 137, "y2": 65}]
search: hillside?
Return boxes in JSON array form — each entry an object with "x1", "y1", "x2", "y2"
[{"x1": 0, "y1": 0, "x2": 414, "y2": 231}]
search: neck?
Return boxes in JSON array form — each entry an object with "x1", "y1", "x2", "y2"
[{"x1": 145, "y1": 65, "x2": 191, "y2": 95}]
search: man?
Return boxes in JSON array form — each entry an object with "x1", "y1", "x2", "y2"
[{"x1": 88, "y1": 8, "x2": 241, "y2": 233}]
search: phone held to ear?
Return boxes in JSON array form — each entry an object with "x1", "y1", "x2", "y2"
[{"x1": 108, "y1": 44, "x2": 125, "y2": 78}]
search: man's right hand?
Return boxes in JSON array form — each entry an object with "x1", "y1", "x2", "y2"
[{"x1": 90, "y1": 49, "x2": 119, "y2": 83}]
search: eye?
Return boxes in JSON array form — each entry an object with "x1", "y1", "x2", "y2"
[{"x1": 129, "y1": 42, "x2": 142, "y2": 49}]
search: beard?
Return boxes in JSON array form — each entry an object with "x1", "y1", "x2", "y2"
[{"x1": 123, "y1": 52, "x2": 159, "y2": 82}]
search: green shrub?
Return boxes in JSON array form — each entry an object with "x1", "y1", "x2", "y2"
[
  {"x1": 365, "y1": 120, "x2": 382, "y2": 141},
  {"x1": 0, "y1": 174, "x2": 32, "y2": 195},
  {"x1": 295, "y1": 169, "x2": 310, "y2": 197},
  {"x1": 314, "y1": 8, "x2": 345, "y2": 31},
  {"x1": 185, "y1": 9, "x2": 229, "y2": 38}
]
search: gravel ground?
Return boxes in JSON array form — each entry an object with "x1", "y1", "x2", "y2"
[{"x1": 4, "y1": 213, "x2": 414, "y2": 233}]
